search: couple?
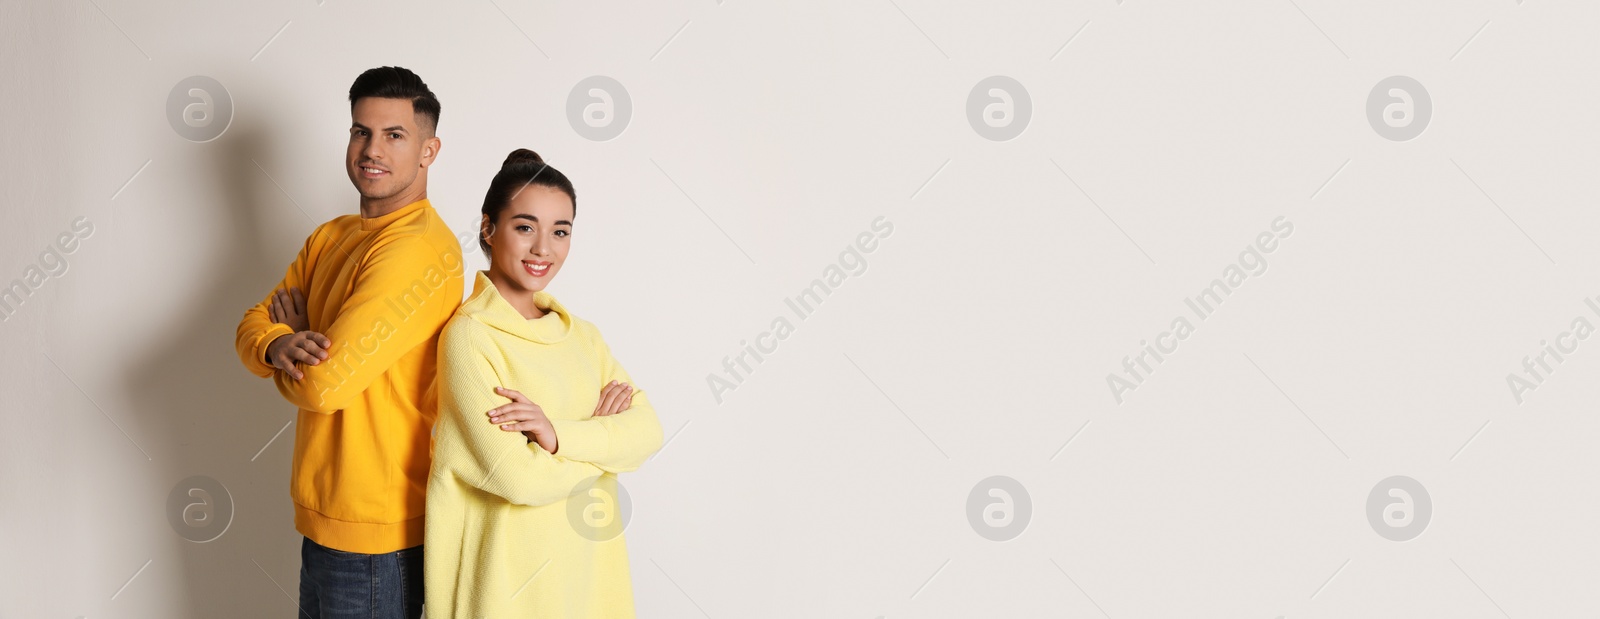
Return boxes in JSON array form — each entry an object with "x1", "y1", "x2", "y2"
[{"x1": 233, "y1": 66, "x2": 663, "y2": 618}]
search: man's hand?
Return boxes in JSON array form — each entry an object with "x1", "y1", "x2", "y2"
[
  {"x1": 266, "y1": 331, "x2": 330, "y2": 381},
  {"x1": 488, "y1": 387, "x2": 558, "y2": 453},
  {"x1": 268, "y1": 287, "x2": 310, "y2": 333},
  {"x1": 593, "y1": 380, "x2": 633, "y2": 417},
  {"x1": 263, "y1": 286, "x2": 328, "y2": 380}
]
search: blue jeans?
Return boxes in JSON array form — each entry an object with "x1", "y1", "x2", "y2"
[{"x1": 297, "y1": 536, "x2": 423, "y2": 618}]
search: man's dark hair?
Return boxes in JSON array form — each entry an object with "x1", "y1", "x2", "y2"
[{"x1": 348, "y1": 66, "x2": 441, "y2": 134}]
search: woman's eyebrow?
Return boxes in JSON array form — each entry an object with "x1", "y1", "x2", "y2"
[{"x1": 510, "y1": 213, "x2": 572, "y2": 226}]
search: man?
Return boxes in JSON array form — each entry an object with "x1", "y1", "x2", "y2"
[{"x1": 234, "y1": 66, "x2": 463, "y2": 618}]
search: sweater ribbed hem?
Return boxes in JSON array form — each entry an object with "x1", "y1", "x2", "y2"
[{"x1": 295, "y1": 504, "x2": 423, "y2": 554}]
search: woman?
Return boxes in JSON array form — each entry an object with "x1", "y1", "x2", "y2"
[{"x1": 425, "y1": 148, "x2": 664, "y2": 617}]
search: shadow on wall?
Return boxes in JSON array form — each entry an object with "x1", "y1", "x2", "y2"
[{"x1": 124, "y1": 115, "x2": 312, "y2": 617}]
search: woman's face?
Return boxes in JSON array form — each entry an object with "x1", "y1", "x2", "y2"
[{"x1": 482, "y1": 185, "x2": 573, "y2": 295}]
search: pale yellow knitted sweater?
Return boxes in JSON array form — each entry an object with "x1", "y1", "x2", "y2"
[{"x1": 425, "y1": 271, "x2": 663, "y2": 617}]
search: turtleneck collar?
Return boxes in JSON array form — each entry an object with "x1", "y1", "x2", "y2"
[{"x1": 459, "y1": 270, "x2": 574, "y2": 344}]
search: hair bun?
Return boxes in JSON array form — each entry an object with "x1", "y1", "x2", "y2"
[{"x1": 503, "y1": 148, "x2": 544, "y2": 167}]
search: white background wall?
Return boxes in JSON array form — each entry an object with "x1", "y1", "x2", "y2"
[{"x1": 4, "y1": 0, "x2": 1599, "y2": 616}]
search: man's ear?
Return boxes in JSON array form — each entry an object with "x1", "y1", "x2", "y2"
[{"x1": 420, "y1": 135, "x2": 442, "y2": 168}]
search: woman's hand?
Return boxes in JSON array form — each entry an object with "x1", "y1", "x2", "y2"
[
  {"x1": 593, "y1": 380, "x2": 634, "y2": 417},
  {"x1": 487, "y1": 387, "x2": 558, "y2": 453},
  {"x1": 269, "y1": 287, "x2": 310, "y2": 333}
]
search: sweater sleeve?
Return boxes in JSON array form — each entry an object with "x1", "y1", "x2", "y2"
[
  {"x1": 437, "y1": 323, "x2": 606, "y2": 506},
  {"x1": 234, "y1": 230, "x2": 313, "y2": 378},
  {"x1": 273, "y1": 234, "x2": 460, "y2": 414},
  {"x1": 548, "y1": 324, "x2": 665, "y2": 473}
]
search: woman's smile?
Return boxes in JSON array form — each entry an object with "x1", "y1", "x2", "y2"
[{"x1": 522, "y1": 259, "x2": 552, "y2": 277}]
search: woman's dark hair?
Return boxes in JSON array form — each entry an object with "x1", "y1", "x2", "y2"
[
  {"x1": 479, "y1": 149, "x2": 577, "y2": 255},
  {"x1": 348, "y1": 66, "x2": 441, "y2": 134}
]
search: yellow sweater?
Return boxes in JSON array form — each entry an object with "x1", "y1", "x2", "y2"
[
  {"x1": 234, "y1": 198, "x2": 464, "y2": 553},
  {"x1": 426, "y1": 271, "x2": 664, "y2": 618}
]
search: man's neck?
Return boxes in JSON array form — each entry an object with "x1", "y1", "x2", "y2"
[{"x1": 360, "y1": 187, "x2": 428, "y2": 219}]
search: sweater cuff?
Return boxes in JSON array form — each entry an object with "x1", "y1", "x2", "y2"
[
  {"x1": 549, "y1": 418, "x2": 606, "y2": 462},
  {"x1": 253, "y1": 324, "x2": 295, "y2": 372}
]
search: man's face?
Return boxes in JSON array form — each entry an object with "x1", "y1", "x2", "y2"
[{"x1": 346, "y1": 97, "x2": 436, "y2": 201}]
